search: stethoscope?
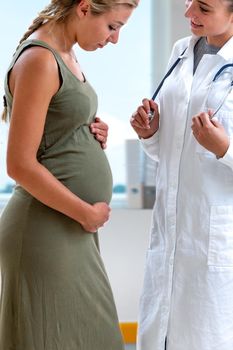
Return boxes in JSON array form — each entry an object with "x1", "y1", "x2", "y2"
[
  {"x1": 207, "y1": 63, "x2": 233, "y2": 117},
  {"x1": 148, "y1": 48, "x2": 233, "y2": 120},
  {"x1": 148, "y1": 48, "x2": 186, "y2": 119}
]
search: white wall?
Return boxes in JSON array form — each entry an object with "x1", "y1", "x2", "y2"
[
  {"x1": 99, "y1": 209, "x2": 152, "y2": 322},
  {"x1": 152, "y1": 0, "x2": 190, "y2": 85}
]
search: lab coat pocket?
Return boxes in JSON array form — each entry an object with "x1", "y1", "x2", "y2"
[
  {"x1": 208, "y1": 205, "x2": 233, "y2": 267},
  {"x1": 195, "y1": 143, "x2": 215, "y2": 158}
]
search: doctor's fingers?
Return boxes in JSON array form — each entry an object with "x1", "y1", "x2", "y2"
[
  {"x1": 192, "y1": 114, "x2": 202, "y2": 126},
  {"x1": 191, "y1": 117, "x2": 201, "y2": 138},
  {"x1": 142, "y1": 98, "x2": 158, "y2": 115},
  {"x1": 130, "y1": 113, "x2": 146, "y2": 129},
  {"x1": 142, "y1": 98, "x2": 152, "y2": 112},
  {"x1": 130, "y1": 107, "x2": 150, "y2": 129},
  {"x1": 198, "y1": 112, "x2": 214, "y2": 127},
  {"x1": 142, "y1": 99, "x2": 159, "y2": 117},
  {"x1": 149, "y1": 100, "x2": 159, "y2": 114},
  {"x1": 192, "y1": 112, "x2": 210, "y2": 127}
]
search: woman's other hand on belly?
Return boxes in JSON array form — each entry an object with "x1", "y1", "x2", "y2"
[
  {"x1": 90, "y1": 117, "x2": 108, "y2": 149},
  {"x1": 80, "y1": 202, "x2": 111, "y2": 233}
]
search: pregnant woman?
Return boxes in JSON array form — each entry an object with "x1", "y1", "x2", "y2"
[{"x1": 0, "y1": 1, "x2": 139, "y2": 349}]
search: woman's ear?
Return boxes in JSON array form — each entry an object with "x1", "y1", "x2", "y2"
[{"x1": 76, "y1": 0, "x2": 90, "y2": 18}]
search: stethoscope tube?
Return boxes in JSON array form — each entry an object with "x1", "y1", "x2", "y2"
[
  {"x1": 213, "y1": 63, "x2": 233, "y2": 82},
  {"x1": 148, "y1": 48, "x2": 187, "y2": 120},
  {"x1": 151, "y1": 49, "x2": 187, "y2": 101},
  {"x1": 149, "y1": 52, "x2": 233, "y2": 120}
]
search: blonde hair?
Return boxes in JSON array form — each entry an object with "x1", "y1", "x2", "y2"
[{"x1": 2, "y1": 0, "x2": 139, "y2": 121}]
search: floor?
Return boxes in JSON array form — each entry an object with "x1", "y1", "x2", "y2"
[{"x1": 125, "y1": 345, "x2": 136, "y2": 350}]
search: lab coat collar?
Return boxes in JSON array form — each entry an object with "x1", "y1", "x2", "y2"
[
  {"x1": 181, "y1": 35, "x2": 199, "y2": 58},
  {"x1": 217, "y1": 36, "x2": 233, "y2": 61},
  {"x1": 183, "y1": 35, "x2": 233, "y2": 62}
]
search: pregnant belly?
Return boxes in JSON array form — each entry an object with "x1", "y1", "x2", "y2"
[
  {"x1": 42, "y1": 136, "x2": 113, "y2": 204},
  {"x1": 65, "y1": 146, "x2": 113, "y2": 204}
]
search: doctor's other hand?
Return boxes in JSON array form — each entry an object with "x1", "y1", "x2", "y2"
[
  {"x1": 81, "y1": 202, "x2": 111, "y2": 233},
  {"x1": 130, "y1": 99, "x2": 159, "y2": 139},
  {"x1": 191, "y1": 111, "x2": 230, "y2": 158},
  {"x1": 90, "y1": 117, "x2": 108, "y2": 149}
]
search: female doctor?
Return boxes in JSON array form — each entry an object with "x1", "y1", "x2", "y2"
[{"x1": 131, "y1": 0, "x2": 233, "y2": 349}]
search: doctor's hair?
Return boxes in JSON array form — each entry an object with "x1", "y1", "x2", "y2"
[
  {"x1": 226, "y1": 0, "x2": 233, "y2": 11},
  {"x1": 1, "y1": 0, "x2": 138, "y2": 121}
]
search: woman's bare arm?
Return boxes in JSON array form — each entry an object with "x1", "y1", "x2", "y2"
[{"x1": 7, "y1": 47, "x2": 110, "y2": 232}]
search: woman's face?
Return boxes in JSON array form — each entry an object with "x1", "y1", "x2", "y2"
[
  {"x1": 185, "y1": 0, "x2": 233, "y2": 46},
  {"x1": 75, "y1": 3, "x2": 134, "y2": 51}
]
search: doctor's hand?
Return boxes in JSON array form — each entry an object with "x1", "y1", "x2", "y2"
[
  {"x1": 191, "y1": 111, "x2": 230, "y2": 158},
  {"x1": 90, "y1": 117, "x2": 108, "y2": 149},
  {"x1": 130, "y1": 99, "x2": 159, "y2": 139}
]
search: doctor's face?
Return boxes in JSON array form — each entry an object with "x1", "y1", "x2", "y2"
[{"x1": 185, "y1": 0, "x2": 233, "y2": 47}]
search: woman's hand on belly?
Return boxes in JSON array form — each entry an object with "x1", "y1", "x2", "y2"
[
  {"x1": 90, "y1": 117, "x2": 108, "y2": 149},
  {"x1": 80, "y1": 202, "x2": 111, "y2": 233}
]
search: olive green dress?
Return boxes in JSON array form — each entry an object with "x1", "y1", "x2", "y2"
[{"x1": 0, "y1": 40, "x2": 124, "y2": 350}]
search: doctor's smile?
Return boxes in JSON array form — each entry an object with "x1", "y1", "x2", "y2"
[{"x1": 191, "y1": 20, "x2": 203, "y2": 28}]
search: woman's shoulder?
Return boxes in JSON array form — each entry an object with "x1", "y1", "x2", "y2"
[
  {"x1": 18, "y1": 40, "x2": 56, "y2": 61},
  {"x1": 9, "y1": 43, "x2": 60, "y2": 97},
  {"x1": 13, "y1": 43, "x2": 59, "y2": 76}
]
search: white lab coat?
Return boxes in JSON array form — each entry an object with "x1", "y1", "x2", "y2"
[{"x1": 137, "y1": 35, "x2": 233, "y2": 350}]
